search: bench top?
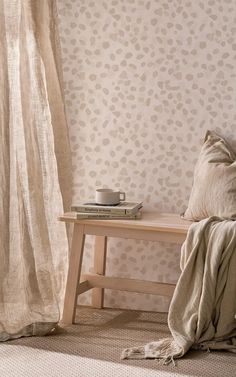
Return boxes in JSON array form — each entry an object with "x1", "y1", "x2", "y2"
[{"x1": 59, "y1": 211, "x2": 192, "y2": 234}]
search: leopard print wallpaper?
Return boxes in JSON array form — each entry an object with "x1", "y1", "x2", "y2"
[{"x1": 57, "y1": 0, "x2": 236, "y2": 311}]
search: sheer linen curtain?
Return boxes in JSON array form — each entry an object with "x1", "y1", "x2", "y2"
[{"x1": 0, "y1": 0, "x2": 71, "y2": 340}]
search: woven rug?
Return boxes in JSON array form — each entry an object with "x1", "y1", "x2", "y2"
[{"x1": 0, "y1": 307, "x2": 235, "y2": 377}]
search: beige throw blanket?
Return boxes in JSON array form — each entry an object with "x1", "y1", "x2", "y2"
[{"x1": 121, "y1": 217, "x2": 236, "y2": 363}]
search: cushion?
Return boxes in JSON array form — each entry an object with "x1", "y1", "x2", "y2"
[{"x1": 183, "y1": 130, "x2": 236, "y2": 221}]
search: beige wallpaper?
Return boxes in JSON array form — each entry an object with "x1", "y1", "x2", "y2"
[{"x1": 57, "y1": 0, "x2": 236, "y2": 311}]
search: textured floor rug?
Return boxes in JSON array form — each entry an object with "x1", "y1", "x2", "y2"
[{"x1": 0, "y1": 307, "x2": 235, "y2": 377}]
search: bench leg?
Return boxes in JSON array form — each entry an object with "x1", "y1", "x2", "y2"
[
  {"x1": 91, "y1": 236, "x2": 107, "y2": 308},
  {"x1": 62, "y1": 224, "x2": 85, "y2": 325}
]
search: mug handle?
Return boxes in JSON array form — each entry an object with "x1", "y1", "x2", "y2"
[{"x1": 119, "y1": 192, "x2": 126, "y2": 201}]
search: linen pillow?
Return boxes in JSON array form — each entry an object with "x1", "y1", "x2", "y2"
[{"x1": 183, "y1": 130, "x2": 236, "y2": 221}]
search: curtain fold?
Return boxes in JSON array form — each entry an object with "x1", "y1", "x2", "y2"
[{"x1": 0, "y1": 0, "x2": 71, "y2": 341}]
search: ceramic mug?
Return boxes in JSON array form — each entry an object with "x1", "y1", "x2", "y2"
[{"x1": 95, "y1": 188, "x2": 126, "y2": 205}]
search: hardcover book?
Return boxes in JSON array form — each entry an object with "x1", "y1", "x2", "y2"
[
  {"x1": 74, "y1": 210, "x2": 142, "y2": 220},
  {"x1": 71, "y1": 201, "x2": 143, "y2": 215}
]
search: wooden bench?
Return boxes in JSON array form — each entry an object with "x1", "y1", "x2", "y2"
[{"x1": 59, "y1": 211, "x2": 191, "y2": 324}]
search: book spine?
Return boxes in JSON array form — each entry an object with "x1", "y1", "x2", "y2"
[
  {"x1": 71, "y1": 204, "x2": 142, "y2": 215},
  {"x1": 76, "y1": 212, "x2": 141, "y2": 220},
  {"x1": 71, "y1": 206, "x2": 126, "y2": 215}
]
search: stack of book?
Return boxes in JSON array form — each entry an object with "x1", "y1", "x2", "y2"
[{"x1": 71, "y1": 201, "x2": 143, "y2": 220}]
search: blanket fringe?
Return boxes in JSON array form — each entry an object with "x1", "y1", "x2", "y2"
[
  {"x1": 121, "y1": 347, "x2": 177, "y2": 366},
  {"x1": 121, "y1": 346, "x2": 145, "y2": 360},
  {"x1": 163, "y1": 356, "x2": 176, "y2": 366}
]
